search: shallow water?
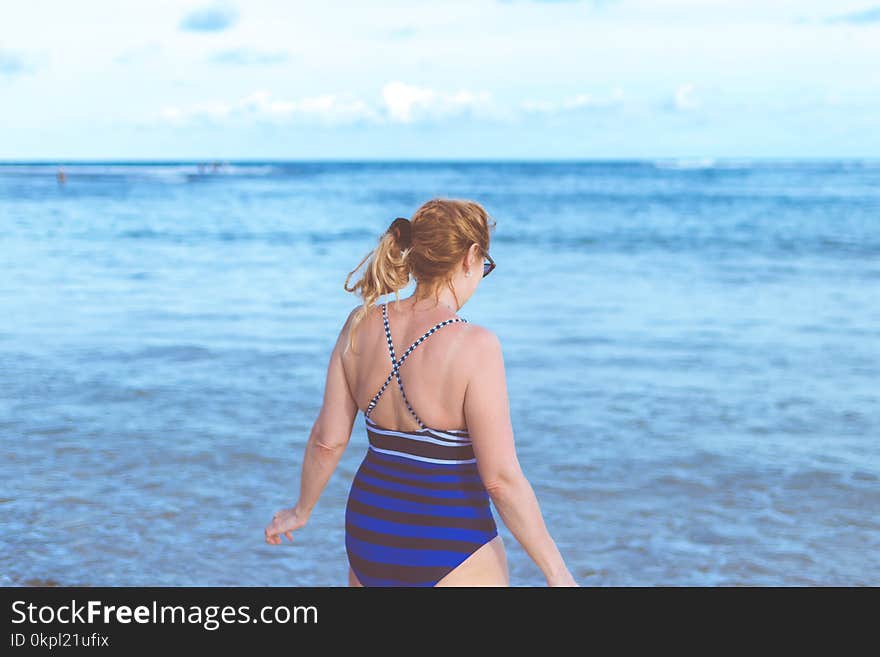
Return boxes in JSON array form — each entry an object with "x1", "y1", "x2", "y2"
[{"x1": 1, "y1": 160, "x2": 878, "y2": 586}]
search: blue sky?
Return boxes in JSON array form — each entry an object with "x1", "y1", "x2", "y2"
[{"x1": 1, "y1": 0, "x2": 879, "y2": 160}]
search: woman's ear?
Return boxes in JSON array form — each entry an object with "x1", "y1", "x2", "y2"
[
  {"x1": 464, "y1": 243, "x2": 480, "y2": 276},
  {"x1": 471, "y1": 242, "x2": 482, "y2": 264}
]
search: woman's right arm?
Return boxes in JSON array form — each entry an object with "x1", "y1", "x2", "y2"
[{"x1": 463, "y1": 328, "x2": 578, "y2": 586}]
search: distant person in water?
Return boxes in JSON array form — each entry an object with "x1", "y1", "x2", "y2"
[{"x1": 56, "y1": 166, "x2": 66, "y2": 184}]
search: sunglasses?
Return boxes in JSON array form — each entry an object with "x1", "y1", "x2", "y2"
[{"x1": 482, "y1": 251, "x2": 496, "y2": 278}]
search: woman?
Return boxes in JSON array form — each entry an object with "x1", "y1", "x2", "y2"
[{"x1": 265, "y1": 198, "x2": 576, "y2": 587}]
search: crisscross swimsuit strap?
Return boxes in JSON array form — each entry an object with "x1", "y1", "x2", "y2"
[{"x1": 364, "y1": 302, "x2": 468, "y2": 430}]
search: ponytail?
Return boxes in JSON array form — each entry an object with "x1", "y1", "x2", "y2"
[{"x1": 343, "y1": 217, "x2": 413, "y2": 354}]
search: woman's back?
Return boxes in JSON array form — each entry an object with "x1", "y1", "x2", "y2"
[{"x1": 343, "y1": 297, "x2": 477, "y2": 434}]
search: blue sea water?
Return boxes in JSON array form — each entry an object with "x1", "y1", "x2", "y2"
[{"x1": 1, "y1": 159, "x2": 878, "y2": 586}]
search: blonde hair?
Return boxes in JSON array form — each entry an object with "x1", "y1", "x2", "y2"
[{"x1": 343, "y1": 198, "x2": 496, "y2": 354}]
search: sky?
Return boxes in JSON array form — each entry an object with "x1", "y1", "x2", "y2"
[{"x1": 1, "y1": 0, "x2": 879, "y2": 160}]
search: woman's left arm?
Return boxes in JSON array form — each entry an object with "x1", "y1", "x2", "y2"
[{"x1": 265, "y1": 308, "x2": 360, "y2": 545}]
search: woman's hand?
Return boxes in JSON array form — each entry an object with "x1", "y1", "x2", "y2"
[{"x1": 264, "y1": 506, "x2": 308, "y2": 545}]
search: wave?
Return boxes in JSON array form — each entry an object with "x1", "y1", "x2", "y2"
[
  {"x1": 0, "y1": 162, "x2": 285, "y2": 181},
  {"x1": 653, "y1": 158, "x2": 719, "y2": 170}
]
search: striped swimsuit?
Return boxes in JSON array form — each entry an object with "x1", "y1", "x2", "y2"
[{"x1": 345, "y1": 302, "x2": 499, "y2": 587}]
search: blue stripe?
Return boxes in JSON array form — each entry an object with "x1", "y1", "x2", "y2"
[
  {"x1": 362, "y1": 460, "x2": 483, "y2": 484},
  {"x1": 346, "y1": 509, "x2": 497, "y2": 544},
  {"x1": 350, "y1": 487, "x2": 493, "y2": 519},
  {"x1": 346, "y1": 535, "x2": 469, "y2": 567},
  {"x1": 356, "y1": 473, "x2": 488, "y2": 500}
]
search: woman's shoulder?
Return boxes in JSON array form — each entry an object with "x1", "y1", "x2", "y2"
[
  {"x1": 454, "y1": 322, "x2": 506, "y2": 391},
  {"x1": 455, "y1": 321, "x2": 503, "y2": 359},
  {"x1": 342, "y1": 302, "x2": 383, "y2": 329}
]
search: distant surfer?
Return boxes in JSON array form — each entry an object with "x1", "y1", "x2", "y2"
[{"x1": 57, "y1": 166, "x2": 66, "y2": 184}]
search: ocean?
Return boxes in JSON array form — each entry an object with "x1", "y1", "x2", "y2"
[{"x1": 1, "y1": 160, "x2": 878, "y2": 586}]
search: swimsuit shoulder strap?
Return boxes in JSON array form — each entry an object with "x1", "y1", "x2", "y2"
[{"x1": 365, "y1": 302, "x2": 468, "y2": 429}]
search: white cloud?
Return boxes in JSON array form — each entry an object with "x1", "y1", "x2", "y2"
[
  {"x1": 157, "y1": 83, "x2": 497, "y2": 126},
  {"x1": 521, "y1": 87, "x2": 625, "y2": 113},
  {"x1": 159, "y1": 90, "x2": 380, "y2": 126},
  {"x1": 155, "y1": 82, "x2": 739, "y2": 130},
  {"x1": 240, "y1": 90, "x2": 379, "y2": 124},
  {"x1": 381, "y1": 81, "x2": 493, "y2": 123}
]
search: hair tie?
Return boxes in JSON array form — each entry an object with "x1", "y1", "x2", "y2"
[{"x1": 388, "y1": 217, "x2": 412, "y2": 250}]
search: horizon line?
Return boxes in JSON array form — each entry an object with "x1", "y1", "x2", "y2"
[{"x1": 2, "y1": 156, "x2": 880, "y2": 165}]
